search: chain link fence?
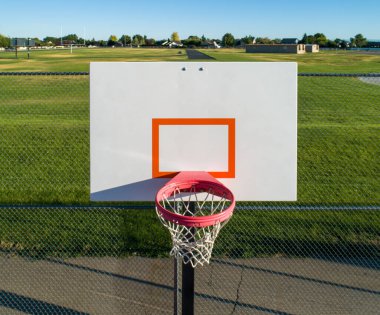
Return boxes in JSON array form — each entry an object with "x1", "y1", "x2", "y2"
[{"x1": 0, "y1": 73, "x2": 379, "y2": 314}]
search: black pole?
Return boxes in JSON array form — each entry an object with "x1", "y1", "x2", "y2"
[
  {"x1": 182, "y1": 201, "x2": 195, "y2": 315},
  {"x1": 182, "y1": 260, "x2": 194, "y2": 314},
  {"x1": 174, "y1": 257, "x2": 178, "y2": 315}
]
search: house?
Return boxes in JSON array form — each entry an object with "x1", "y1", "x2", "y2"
[
  {"x1": 162, "y1": 40, "x2": 183, "y2": 48},
  {"x1": 306, "y1": 44, "x2": 319, "y2": 53},
  {"x1": 367, "y1": 41, "x2": 380, "y2": 48},
  {"x1": 200, "y1": 41, "x2": 221, "y2": 49},
  {"x1": 246, "y1": 44, "x2": 306, "y2": 54}
]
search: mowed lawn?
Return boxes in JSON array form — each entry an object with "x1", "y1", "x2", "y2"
[
  {"x1": 0, "y1": 76, "x2": 89, "y2": 204},
  {"x1": 0, "y1": 207, "x2": 378, "y2": 259},
  {"x1": 0, "y1": 75, "x2": 379, "y2": 204},
  {"x1": 203, "y1": 48, "x2": 380, "y2": 73},
  {"x1": 1, "y1": 47, "x2": 380, "y2": 73},
  {"x1": 0, "y1": 48, "x2": 187, "y2": 72}
]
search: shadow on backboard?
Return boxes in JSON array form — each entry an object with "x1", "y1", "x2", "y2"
[{"x1": 90, "y1": 178, "x2": 170, "y2": 201}]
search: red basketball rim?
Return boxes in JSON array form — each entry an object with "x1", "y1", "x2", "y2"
[{"x1": 155, "y1": 178, "x2": 235, "y2": 228}]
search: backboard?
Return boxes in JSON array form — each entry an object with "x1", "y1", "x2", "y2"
[{"x1": 90, "y1": 62, "x2": 297, "y2": 201}]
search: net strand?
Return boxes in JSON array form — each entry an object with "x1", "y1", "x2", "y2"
[{"x1": 156, "y1": 183, "x2": 232, "y2": 267}]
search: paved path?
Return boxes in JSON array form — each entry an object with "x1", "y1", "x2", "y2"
[
  {"x1": 186, "y1": 49, "x2": 214, "y2": 60},
  {"x1": 0, "y1": 255, "x2": 379, "y2": 314}
]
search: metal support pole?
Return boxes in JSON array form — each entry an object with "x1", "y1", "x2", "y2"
[
  {"x1": 174, "y1": 257, "x2": 178, "y2": 315},
  {"x1": 182, "y1": 201, "x2": 195, "y2": 315},
  {"x1": 182, "y1": 260, "x2": 194, "y2": 314}
]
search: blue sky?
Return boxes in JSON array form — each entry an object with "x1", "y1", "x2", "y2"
[{"x1": 0, "y1": 0, "x2": 379, "y2": 40}]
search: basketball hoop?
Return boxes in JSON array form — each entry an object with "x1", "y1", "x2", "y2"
[{"x1": 155, "y1": 172, "x2": 235, "y2": 267}]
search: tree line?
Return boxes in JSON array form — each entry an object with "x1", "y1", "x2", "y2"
[
  {"x1": 0, "y1": 32, "x2": 373, "y2": 48},
  {"x1": 299, "y1": 33, "x2": 368, "y2": 48}
]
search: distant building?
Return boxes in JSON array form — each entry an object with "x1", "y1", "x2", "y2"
[
  {"x1": 62, "y1": 40, "x2": 76, "y2": 46},
  {"x1": 367, "y1": 41, "x2": 380, "y2": 48},
  {"x1": 305, "y1": 44, "x2": 319, "y2": 53},
  {"x1": 246, "y1": 44, "x2": 306, "y2": 54},
  {"x1": 162, "y1": 40, "x2": 183, "y2": 48},
  {"x1": 200, "y1": 41, "x2": 221, "y2": 49},
  {"x1": 281, "y1": 38, "x2": 299, "y2": 44}
]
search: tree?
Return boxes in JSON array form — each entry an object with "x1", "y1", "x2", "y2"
[
  {"x1": 171, "y1": 32, "x2": 180, "y2": 42},
  {"x1": 306, "y1": 35, "x2": 315, "y2": 44},
  {"x1": 184, "y1": 35, "x2": 202, "y2": 47},
  {"x1": 300, "y1": 33, "x2": 328, "y2": 46},
  {"x1": 314, "y1": 33, "x2": 327, "y2": 46},
  {"x1": 107, "y1": 35, "x2": 118, "y2": 46},
  {"x1": 98, "y1": 40, "x2": 107, "y2": 47},
  {"x1": 43, "y1": 36, "x2": 58, "y2": 46},
  {"x1": 350, "y1": 34, "x2": 367, "y2": 47},
  {"x1": 0, "y1": 34, "x2": 10, "y2": 47},
  {"x1": 119, "y1": 35, "x2": 131, "y2": 46},
  {"x1": 300, "y1": 33, "x2": 308, "y2": 44},
  {"x1": 241, "y1": 35, "x2": 255, "y2": 45},
  {"x1": 222, "y1": 33, "x2": 235, "y2": 47},
  {"x1": 256, "y1": 37, "x2": 272, "y2": 44},
  {"x1": 63, "y1": 34, "x2": 78, "y2": 41},
  {"x1": 326, "y1": 40, "x2": 337, "y2": 48},
  {"x1": 87, "y1": 38, "x2": 97, "y2": 46},
  {"x1": 341, "y1": 40, "x2": 349, "y2": 48},
  {"x1": 32, "y1": 38, "x2": 42, "y2": 46},
  {"x1": 155, "y1": 39, "x2": 167, "y2": 46},
  {"x1": 335, "y1": 39, "x2": 349, "y2": 49},
  {"x1": 145, "y1": 38, "x2": 156, "y2": 46},
  {"x1": 132, "y1": 34, "x2": 145, "y2": 47}
]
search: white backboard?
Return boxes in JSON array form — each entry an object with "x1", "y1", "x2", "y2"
[{"x1": 90, "y1": 62, "x2": 297, "y2": 201}]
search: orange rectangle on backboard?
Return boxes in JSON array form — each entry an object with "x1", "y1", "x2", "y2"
[{"x1": 152, "y1": 118, "x2": 235, "y2": 178}]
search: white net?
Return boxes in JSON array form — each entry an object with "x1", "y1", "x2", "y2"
[{"x1": 156, "y1": 184, "x2": 233, "y2": 267}]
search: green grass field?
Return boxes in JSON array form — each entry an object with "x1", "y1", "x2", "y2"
[
  {"x1": 1, "y1": 75, "x2": 379, "y2": 204},
  {"x1": 0, "y1": 48, "x2": 379, "y2": 259},
  {"x1": 0, "y1": 207, "x2": 378, "y2": 259},
  {"x1": 1, "y1": 47, "x2": 380, "y2": 73},
  {"x1": 0, "y1": 48, "x2": 187, "y2": 72},
  {"x1": 0, "y1": 76, "x2": 89, "y2": 204},
  {"x1": 203, "y1": 48, "x2": 380, "y2": 73}
]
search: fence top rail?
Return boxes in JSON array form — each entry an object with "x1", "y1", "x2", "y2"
[
  {"x1": 298, "y1": 73, "x2": 380, "y2": 77},
  {"x1": 0, "y1": 71, "x2": 380, "y2": 77},
  {"x1": 0, "y1": 72, "x2": 89, "y2": 76},
  {"x1": 0, "y1": 203, "x2": 378, "y2": 211}
]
